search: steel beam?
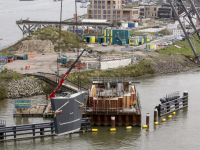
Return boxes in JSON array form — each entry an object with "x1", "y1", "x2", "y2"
[{"x1": 169, "y1": 0, "x2": 200, "y2": 64}]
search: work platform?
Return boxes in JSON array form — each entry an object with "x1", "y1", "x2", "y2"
[{"x1": 14, "y1": 105, "x2": 45, "y2": 117}]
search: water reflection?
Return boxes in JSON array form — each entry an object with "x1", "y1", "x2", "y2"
[{"x1": 0, "y1": 71, "x2": 200, "y2": 149}]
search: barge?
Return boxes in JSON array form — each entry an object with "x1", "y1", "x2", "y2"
[{"x1": 83, "y1": 77, "x2": 141, "y2": 126}]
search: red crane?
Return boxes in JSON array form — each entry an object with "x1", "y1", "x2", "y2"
[{"x1": 49, "y1": 49, "x2": 93, "y2": 99}]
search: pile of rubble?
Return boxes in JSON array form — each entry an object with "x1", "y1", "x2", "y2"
[{"x1": 7, "y1": 77, "x2": 44, "y2": 99}]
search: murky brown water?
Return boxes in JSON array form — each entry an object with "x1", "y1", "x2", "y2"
[{"x1": 1, "y1": 71, "x2": 200, "y2": 149}]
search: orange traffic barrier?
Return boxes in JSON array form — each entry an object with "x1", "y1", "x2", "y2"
[{"x1": 28, "y1": 54, "x2": 38, "y2": 59}]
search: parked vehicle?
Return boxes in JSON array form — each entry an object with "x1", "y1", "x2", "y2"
[
  {"x1": 152, "y1": 26, "x2": 159, "y2": 28},
  {"x1": 102, "y1": 43, "x2": 108, "y2": 46},
  {"x1": 156, "y1": 33, "x2": 163, "y2": 37},
  {"x1": 177, "y1": 36, "x2": 185, "y2": 41},
  {"x1": 186, "y1": 26, "x2": 192, "y2": 29},
  {"x1": 165, "y1": 41, "x2": 173, "y2": 45}
]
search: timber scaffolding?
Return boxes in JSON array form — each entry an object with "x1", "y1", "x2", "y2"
[
  {"x1": 0, "y1": 118, "x2": 91, "y2": 141},
  {"x1": 83, "y1": 77, "x2": 142, "y2": 126},
  {"x1": 155, "y1": 91, "x2": 188, "y2": 117}
]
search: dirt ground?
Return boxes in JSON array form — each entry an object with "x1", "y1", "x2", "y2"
[
  {"x1": 5, "y1": 44, "x2": 157, "y2": 75},
  {"x1": 5, "y1": 53, "x2": 79, "y2": 75}
]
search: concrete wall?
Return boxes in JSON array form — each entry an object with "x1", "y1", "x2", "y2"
[{"x1": 101, "y1": 59, "x2": 131, "y2": 70}]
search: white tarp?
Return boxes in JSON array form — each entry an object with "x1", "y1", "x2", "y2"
[{"x1": 101, "y1": 59, "x2": 131, "y2": 70}]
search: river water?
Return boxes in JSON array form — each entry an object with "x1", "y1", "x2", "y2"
[
  {"x1": 0, "y1": 0, "x2": 88, "y2": 49},
  {"x1": 1, "y1": 0, "x2": 200, "y2": 149},
  {"x1": 1, "y1": 71, "x2": 200, "y2": 149}
]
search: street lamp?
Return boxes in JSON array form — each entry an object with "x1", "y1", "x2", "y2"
[
  {"x1": 0, "y1": 39, "x2": 3, "y2": 72},
  {"x1": 0, "y1": 39, "x2": 3, "y2": 57}
]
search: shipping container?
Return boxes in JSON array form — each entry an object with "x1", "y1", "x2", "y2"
[
  {"x1": 84, "y1": 36, "x2": 95, "y2": 43},
  {"x1": 57, "y1": 58, "x2": 62, "y2": 62},
  {"x1": 129, "y1": 38, "x2": 138, "y2": 46},
  {"x1": 23, "y1": 54, "x2": 28, "y2": 60},
  {"x1": 0, "y1": 56, "x2": 8, "y2": 62},
  {"x1": 128, "y1": 23, "x2": 135, "y2": 28},
  {"x1": 104, "y1": 29, "x2": 130, "y2": 45},
  {"x1": 98, "y1": 37, "x2": 104, "y2": 44},
  {"x1": 62, "y1": 58, "x2": 67, "y2": 64},
  {"x1": 70, "y1": 29, "x2": 83, "y2": 33}
]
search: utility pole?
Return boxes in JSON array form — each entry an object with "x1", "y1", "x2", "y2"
[
  {"x1": 0, "y1": 39, "x2": 3, "y2": 73},
  {"x1": 75, "y1": 0, "x2": 80, "y2": 91},
  {"x1": 57, "y1": 0, "x2": 63, "y2": 76}
]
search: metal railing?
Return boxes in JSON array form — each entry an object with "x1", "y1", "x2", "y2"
[
  {"x1": 0, "y1": 122, "x2": 54, "y2": 139},
  {"x1": 0, "y1": 118, "x2": 91, "y2": 140}
]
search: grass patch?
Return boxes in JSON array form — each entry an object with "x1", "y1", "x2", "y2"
[
  {"x1": 67, "y1": 60, "x2": 155, "y2": 86},
  {"x1": 158, "y1": 29, "x2": 171, "y2": 36},
  {"x1": 156, "y1": 38, "x2": 200, "y2": 56},
  {"x1": 130, "y1": 27, "x2": 157, "y2": 36},
  {"x1": 2, "y1": 26, "x2": 87, "y2": 54},
  {"x1": 0, "y1": 72, "x2": 25, "y2": 99}
]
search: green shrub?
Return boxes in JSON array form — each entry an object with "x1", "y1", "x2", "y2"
[{"x1": 0, "y1": 84, "x2": 8, "y2": 99}]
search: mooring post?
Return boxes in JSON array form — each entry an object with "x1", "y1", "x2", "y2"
[
  {"x1": 40, "y1": 128, "x2": 44, "y2": 135},
  {"x1": 32, "y1": 123, "x2": 35, "y2": 136},
  {"x1": 167, "y1": 101, "x2": 170, "y2": 112},
  {"x1": 154, "y1": 108, "x2": 158, "y2": 122},
  {"x1": 111, "y1": 116, "x2": 115, "y2": 128},
  {"x1": 146, "y1": 113, "x2": 150, "y2": 127},
  {"x1": 13, "y1": 125, "x2": 16, "y2": 139},
  {"x1": 183, "y1": 91, "x2": 188, "y2": 106},
  {"x1": 157, "y1": 104, "x2": 161, "y2": 116},
  {"x1": 175, "y1": 98, "x2": 178, "y2": 109},
  {"x1": 0, "y1": 132, "x2": 4, "y2": 140}
]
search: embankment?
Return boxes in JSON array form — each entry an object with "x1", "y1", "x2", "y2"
[{"x1": 7, "y1": 77, "x2": 44, "y2": 99}]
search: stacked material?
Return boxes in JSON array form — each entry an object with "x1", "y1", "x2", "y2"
[{"x1": 7, "y1": 77, "x2": 44, "y2": 99}]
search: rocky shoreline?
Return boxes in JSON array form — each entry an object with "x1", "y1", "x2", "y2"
[{"x1": 7, "y1": 77, "x2": 44, "y2": 99}]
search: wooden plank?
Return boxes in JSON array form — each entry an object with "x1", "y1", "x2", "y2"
[
  {"x1": 127, "y1": 96, "x2": 130, "y2": 108},
  {"x1": 123, "y1": 96, "x2": 127, "y2": 108}
]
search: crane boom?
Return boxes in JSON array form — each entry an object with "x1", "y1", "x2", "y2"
[{"x1": 49, "y1": 49, "x2": 91, "y2": 99}]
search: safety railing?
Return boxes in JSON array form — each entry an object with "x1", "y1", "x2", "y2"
[
  {"x1": 0, "y1": 118, "x2": 91, "y2": 140},
  {"x1": 0, "y1": 122, "x2": 54, "y2": 140}
]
